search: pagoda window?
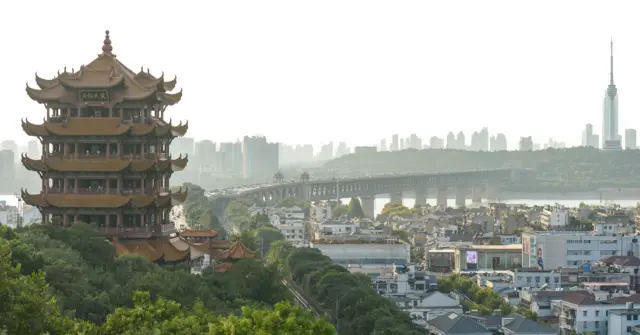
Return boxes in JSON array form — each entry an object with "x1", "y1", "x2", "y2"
[
  {"x1": 51, "y1": 143, "x2": 63, "y2": 155},
  {"x1": 67, "y1": 143, "x2": 76, "y2": 156},
  {"x1": 77, "y1": 143, "x2": 106, "y2": 156},
  {"x1": 80, "y1": 107, "x2": 108, "y2": 118}
]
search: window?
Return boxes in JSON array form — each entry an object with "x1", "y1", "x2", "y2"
[
  {"x1": 583, "y1": 321, "x2": 587, "y2": 328},
  {"x1": 628, "y1": 326, "x2": 632, "y2": 332},
  {"x1": 595, "y1": 310, "x2": 599, "y2": 317},
  {"x1": 634, "y1": 315, "x2": 638, "y2": 321},
  {"x1": 627, "y1": 315, "x2": 632, "y2": 321},
  {"x1": 554, "y1": 277, "x2": 560, "y2": 283},
  {"x1": 583, "y1": 310, "x2": 587, "y2": 316},
  {"x1": 595, "y1": 321, "x2": 599, "y2": 328}
]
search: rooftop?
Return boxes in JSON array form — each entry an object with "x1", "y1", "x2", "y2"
[{"x1": 458, "y1": 244, "x2": 522, "y2": 251}]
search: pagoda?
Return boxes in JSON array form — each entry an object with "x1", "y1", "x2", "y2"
[{"x1": 20, "y1": 30, "x2": 188, "y2": 238}]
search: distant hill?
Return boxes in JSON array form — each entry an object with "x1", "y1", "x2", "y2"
[{"x1": 320, "y1": 147, "x2": 640, "y2": 192}]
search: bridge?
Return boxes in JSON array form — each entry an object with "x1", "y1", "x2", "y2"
[{"x1": 230, "y1": 168, "x2": 526, "y2": 217}]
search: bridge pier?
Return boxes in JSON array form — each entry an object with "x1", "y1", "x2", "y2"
[
  {"x1": 437, "y1": 188, "x2": 448, "y2": 207},
  {"x1": 472, "y1": 185, "x2": 483, "y2": 203},
  {"x1": 455, "y1": 186, "x2": 467, "y2": 207},
  {"x1": 389, "y1": 192, "x2": 402, "y2": 205},
  {"x1": 415, "y1": 189, "x2": 427, "y2": 207},
  {"x1": 360, "y1": 196, "x2": 376, "y2": 219}
]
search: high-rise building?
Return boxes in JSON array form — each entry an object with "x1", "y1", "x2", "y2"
[
  {"x1": 219, "y1": 141, "x2": 243, "y2": 174},
  {"x1": 407, "y1": 134, "x2": 422, "y2": 150},
  {"x1": 602, "y1": 40, "x2": 621, "y2": 150},
  {"x1": 390, "y1": 134, "x2": 399, "y2": 151},
  {"x1": 379, "y1": 139, "x2": 387, "y2": 151},
  {"x1": 194, "y1": 140, "x2": 216, "y2": 167},
  {"x1": 519, "y1": 137, "x2": 533, "y2": 151},
  {"x1": 625, "y1": 129, "x2": 637, "y2": 150},
  {"x1": 242, "y1": 136, "x2": 279, "y2": 180},
  {"x1": 582, "y1": 123, "x2": 599, "y2": 148},
  {"x1": 171, "y1": 137, "x2": 195, "y2": 159},
  {"x1": 429, "y1": 136, "x2": 444, "y2": 149},
  {"x1": 490, "y1": 134, "x2": 507, "y2": 151},
  {"x1": 446, "y1": 132, "x2": 456, "y2": 149},
  {"x1": 27, "y1": 140, "x2": 40, "y2": 159}
]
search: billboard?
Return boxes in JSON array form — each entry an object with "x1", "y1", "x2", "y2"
[
  {"x1": 466, "y1": 251, "x2": 478, "y2": 264},
  {"x1": 536, "y1": 244, "x2": 544, "y2": 270}
]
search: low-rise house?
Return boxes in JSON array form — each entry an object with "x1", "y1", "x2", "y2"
[
  {"x1": 388, "y1": 291, "x2": 462, "y2": 324},
  {"x1": 514, "y1": 268, "x2": 562, "y2": 289},
  {"x1": 425, "y1": 312, "x2": 491, "y2": 335},
  {"x1": 499, "y1": 314, "x2": 556, "y2": 335}
]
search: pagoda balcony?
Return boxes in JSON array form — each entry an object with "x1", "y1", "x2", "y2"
[
  {"x1": 47, "y1": 153, "x2": 170, "y2": 160},
  {"x1": 94, "y1": 223, "x2": 175, "y2": 238},
  {"x1": 47, "y1": 188, "x2": 163, "y2": 195}
]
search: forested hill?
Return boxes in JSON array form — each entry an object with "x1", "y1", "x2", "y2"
[{"x1": 321, "y1": 147, "x2": 640, "y2": 191}]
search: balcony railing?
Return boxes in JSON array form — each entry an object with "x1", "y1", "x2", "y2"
[
  {"x1": 47, "y1": 153, "x2": 170, "y2": 160},
  {"x1": 47, "y1": 188, "x2": 160, "y2": 195},
  {"x1": 95, "y1": 223, "x2": 175, "y2": 235}
]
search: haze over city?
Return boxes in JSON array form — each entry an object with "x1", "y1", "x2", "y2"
[{"x1": 3, "y1": 1, "x2": 640, "y2": 149}]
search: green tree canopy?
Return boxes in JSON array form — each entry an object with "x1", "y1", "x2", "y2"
[{"x1": 348, "y1": 197, "x2": 365, "y2": 218}]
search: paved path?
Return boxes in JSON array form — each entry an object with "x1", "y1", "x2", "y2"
[{"x1": 171, "y1": 205, "x2": 188, "y2": 230}]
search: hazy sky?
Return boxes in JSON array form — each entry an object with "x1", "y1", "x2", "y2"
[{"x1": 2, "y1": 1, "x2": 639, "y2": 149}]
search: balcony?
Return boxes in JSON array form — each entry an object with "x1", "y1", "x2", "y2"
[
  {"x1": 47, "y1": 188, "x2": 161, "y2": 195},
  {"x1": 95, "y1": 223, "x2": 175, "y2": 238},
  {"x1": 48, "y1": 153, "x2": 170, "y2": 160}
]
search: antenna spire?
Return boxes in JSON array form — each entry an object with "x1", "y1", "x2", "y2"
[{"x1": 610, "y1": 37, "x2": 614, "y2": 85}]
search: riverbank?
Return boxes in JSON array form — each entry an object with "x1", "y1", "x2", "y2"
[{"x1": 498, "y1": 189, "x2": 640, "y2": 201}]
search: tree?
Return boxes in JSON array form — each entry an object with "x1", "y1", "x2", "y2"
[
  {"x1": 0, "y1": 243, "x2": 74, "y2": 334},
  {"x1": 89, "y1": 291, "x2": 336, "y2": 334},
  {"x1": 332, "y1": 204, "x2": 349, "y2": 219},
  {"x1": 348, "y1": 197, "x2": 365, "y2": 218}
]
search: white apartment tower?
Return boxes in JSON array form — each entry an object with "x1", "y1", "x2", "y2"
[{"x1": 602, "y1": 39, "x2": 621, "y2": 150}]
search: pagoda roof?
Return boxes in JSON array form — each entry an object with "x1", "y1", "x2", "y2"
[
  {"x1": 217, "y1": 240, "x2": 257, "y2": 260},
  {"x1": 26, "y1": 30, "x2": 182, "y2": 106},
  {"x1": 113, "y1": 237, "x2": 190, "y2": 262},
  {"x1": 209, "y1": 240, "x2": 233, "y2": 250},
  {"x1": 179, "y1": 229, "x2": 219, "y2": 238},
  {"x1": 21, "y1": 154, "x2": 188, "y2": 173},
  {"x1": 21, "y1": 117, "x2": 188, "y2": 138},
  {"x1": 113, "y1": 237, "x2": 228, "y2": 263},
  {"x1": 21, "y1": 187, "x2": 188, "y2": 209},
  {"x1": 214, "y1": 262, "x2": 233, "y2": 273}
]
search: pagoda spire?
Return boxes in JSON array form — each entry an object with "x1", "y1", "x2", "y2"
[
  {"x1": 101, "y1": 30, "x2": 114, "y2": 57},
  {"x1": 610, "y1": 37, "x2": 614, "y2": 85}
]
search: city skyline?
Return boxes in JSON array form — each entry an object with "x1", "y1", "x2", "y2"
[{"x1": 3, "y1": 1, "x2": 640, "y2": 148}]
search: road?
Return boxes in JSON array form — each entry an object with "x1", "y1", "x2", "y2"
[
  {"x1": 282, "y1": 279, "x2": 320, "y2": 317},
  {"x1": 171, "y1": 205, "x2": 188, "y2": 230}
]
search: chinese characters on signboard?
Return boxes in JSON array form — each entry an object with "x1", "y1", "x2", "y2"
[{"x1": 79, "y1": 90, "x2": 109, "y2": 105}]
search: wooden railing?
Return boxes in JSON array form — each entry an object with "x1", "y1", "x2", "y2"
[{"x1": 95, "y1": 223, "x2": 175, "y2": 235}]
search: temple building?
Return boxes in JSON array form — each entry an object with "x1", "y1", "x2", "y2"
[{"x1": 20, "y1": 30, "x2": 188, "y2": 239}]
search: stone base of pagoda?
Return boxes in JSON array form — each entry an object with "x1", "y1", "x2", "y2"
[{"x1": 95, "y1": 223, "x2": 176, "y2": 239}]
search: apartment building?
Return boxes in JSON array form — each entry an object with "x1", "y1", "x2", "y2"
[
  {"x1": 522, "y1": 231, "x2": 640, "y2": 269},
  {"x1": 540, "y1": 204, "x2": 569, "y2": 230}
]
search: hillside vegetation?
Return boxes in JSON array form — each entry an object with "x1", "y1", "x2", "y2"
[{"x1": 322, "y1": 147, "x2": 640, "y2": 191}]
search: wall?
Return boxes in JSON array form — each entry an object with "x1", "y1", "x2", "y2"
[{"x1": 312, "y1": 243, "x2": 410, "y2": 265}]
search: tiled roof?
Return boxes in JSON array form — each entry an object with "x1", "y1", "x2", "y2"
[
  {"x1": 21, "y1": 188, "x2": 188, "y2": 209},
  {"x1": 21, "y1": 118, "x2": 188, "y2": 138},
  {"x1": 426, "y1": 313, "x2": 490, "y2": 334},
  {"x1": 601, "y1": 255, "x2": 640, "y2": 267},
  {"x1": 501, "y1": 314, "x2": 555, "y2": 334},
  {"x1": 26, "y1": 31, "x2": 182, "y2": 106},
  {"x1": 180, "y1": 229, "x2": 219, "y2": 238},
  {"x1": 562, "y1": 292, "x2": 598, "y2": 305}
]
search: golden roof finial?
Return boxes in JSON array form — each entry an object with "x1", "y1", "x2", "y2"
[{"x1": 101, "y1": 30, "x2": 114, "y2": 56}]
